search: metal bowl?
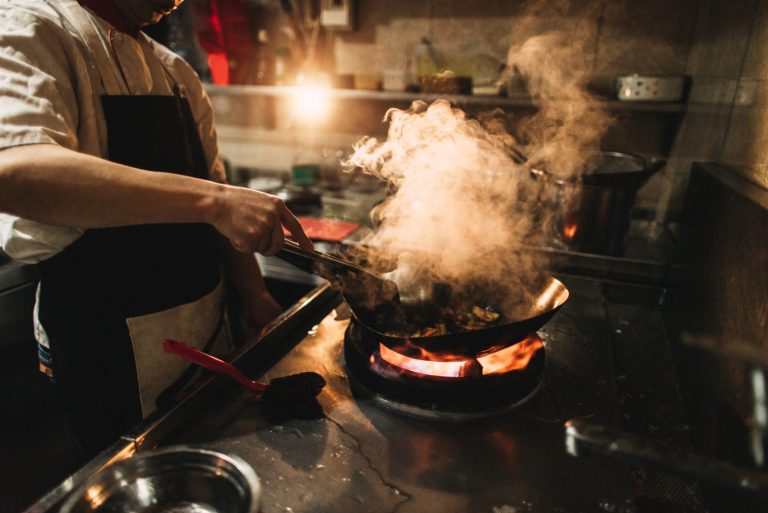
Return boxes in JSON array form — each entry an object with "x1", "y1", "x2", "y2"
[{"x1": 59, "y1": 446, "x2": 260, "y2": 513}]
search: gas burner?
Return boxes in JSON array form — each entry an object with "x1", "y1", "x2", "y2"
[{"x1": 343, "y1": 319, "x2": 546, "y2": 418}]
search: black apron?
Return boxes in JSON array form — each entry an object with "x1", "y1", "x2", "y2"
[{"x1": 36, "y1": 12, "x2": 224, "y2": 455}]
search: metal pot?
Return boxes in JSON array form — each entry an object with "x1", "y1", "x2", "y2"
[
  {"x1": 531, "y1": 151, "x2": 665, "y2": 256},
  {"x1": 60, "y1": 446, "x2": 261, "y2": 513}
]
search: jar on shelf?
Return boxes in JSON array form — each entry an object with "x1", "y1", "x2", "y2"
[
  {"x1": 274, "y1": 47, "x2": 293, "y2": 86},
  {"x1": 253, "y1": 29, "x2": 275, "y2": 86}
]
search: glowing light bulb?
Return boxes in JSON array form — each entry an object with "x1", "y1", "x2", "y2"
[{"x1": 291, "y1": 79, "x2": 331, "y2": 122}]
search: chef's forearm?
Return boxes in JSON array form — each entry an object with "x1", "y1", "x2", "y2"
[{"x1": 0, "y1": 143, "x2": 223, "y2": 228}]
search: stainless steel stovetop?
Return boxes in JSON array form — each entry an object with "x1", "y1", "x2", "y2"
[
  {"x1": 154, "y1": 274, "x2": 695, "y2": 513},
  {"x1": 28, "y1": 271, "x2": 700, "y2": 513}
]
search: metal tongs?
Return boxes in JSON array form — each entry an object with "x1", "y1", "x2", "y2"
[
  {"x1": 276, "y1": 240, "x2": 382, "y2": 282},
  {"x1": 275, "y1": 240, "x2": 400, "y2": 300},
  {"x1": 275, "y1": 240, "x2": 450, "y2": 322}
]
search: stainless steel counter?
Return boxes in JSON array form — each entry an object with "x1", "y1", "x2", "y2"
[
  {"x1": 152, "y1": 277, "x2": 638, "y2": 513},
  {"x1": 23, "y1": 256, "x2": 698, "y2": 513}
]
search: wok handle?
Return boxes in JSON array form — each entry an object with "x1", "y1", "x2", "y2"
[
  {"x1": 645, "y1": 157, "x2": 667, "y2": 175},
  {"x1": 163, "y1": 339, "x2": 268, "y2": 392}
]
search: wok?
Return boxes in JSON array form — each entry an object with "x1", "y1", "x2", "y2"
[
  {"x1": 340, "y1": 273, "x2": 569, "y2": 359},
  {"x1": 275, "y1": 241, "x2": 569, "y2": 359}
]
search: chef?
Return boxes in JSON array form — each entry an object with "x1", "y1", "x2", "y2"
[{"x1": 0, "y1": 0, "x2": 313, "y2": 458}]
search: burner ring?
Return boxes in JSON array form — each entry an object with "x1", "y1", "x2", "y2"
[{"x1": 343, "y1": 320, "x2": 546, "y2": 415}]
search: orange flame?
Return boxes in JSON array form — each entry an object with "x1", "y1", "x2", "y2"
[
  {"x1": 563, "y1": 223, "x2": 578, "y2": 240},
  {"x1": 376, "y1": 335, "x2": 544, "y2": 378}
]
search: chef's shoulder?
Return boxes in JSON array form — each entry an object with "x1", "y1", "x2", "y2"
[
  {"x1": 0, "y1": 0, "x2": 74, "y2": 39},
  {"x1": 0, "y1": 0, "x2": 85, "y2": 70}
]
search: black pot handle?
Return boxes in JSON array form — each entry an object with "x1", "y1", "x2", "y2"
[{"x1": 645, "y1": 157, "x2": 667, "y2": 175}]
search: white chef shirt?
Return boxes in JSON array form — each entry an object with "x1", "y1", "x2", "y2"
[{"x1": 0, "y1": 0, "x2": 226, "y2": 263}]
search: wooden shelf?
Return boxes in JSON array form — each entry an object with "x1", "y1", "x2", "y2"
[{"x1": 206, "y1": 84, "x2": 687, "y2": 113}]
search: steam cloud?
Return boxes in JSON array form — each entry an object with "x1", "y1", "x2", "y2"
[
  {"x1": 344, "y1": 1, "x2": 614, "y2": 309},
  {"x1": 345, "y1": 100, "x2": 542, "y2": 307},
  {"x1": 505, "y1": 1, "x2": 614, "y2": 178}
]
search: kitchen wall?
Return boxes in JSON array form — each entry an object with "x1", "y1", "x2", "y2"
[
  {"x1": 325, "y1": 0, "x2": 699, "y2": 215},
  {"x1": 653, "y1": 1, "x2": 768, "y2": 493},
  {"x1": 211, "y1": 0, "x2": 698, "y2": 183},
  {"x1": 721, "y1": 0, "x2": 768, "y2": 188},
  {"x1": 209, "y1": 0, "x2": 768, "y2": 225},
  {"x1": 330, "y1": 0, "x2": 696, "y2": 87},
  {"x1": 657, "y1": 0, "x2": 767, "y2": 221}
]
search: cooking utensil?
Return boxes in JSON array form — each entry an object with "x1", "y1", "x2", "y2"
[
  {"x1": 164, "y1": 339, "x2": 268, "y2": 392},
  {"x1": 531, "y1": 151, "x2": 665, "y2": 188},
  {"x1": 163, "y1": 339, "x2": 325, "y2": 410},
  {"x1": 276, "y1": 241, "x2": 451, "y2": 323},
  {"x1": 277, "y1": 240, "x2": 568, "y2": 357},
  {"x1": 531, "y1": 151, "x2": 666, "y2": 255},
  {"x1": 276, "y1": 240, "x2": 379, "y2": 279},
  {"x1": 59, "y1": 446, "x2": 261, "y2": 513},
  {"x1": 276, "y1": 239, "x2": 402, "y2": 306},
  {"x1": 581, "y1": 151, "x2": 666, "y2": 188},
  {"x1": 342, "y1": 273, "x2": 569, "y2": 359}
]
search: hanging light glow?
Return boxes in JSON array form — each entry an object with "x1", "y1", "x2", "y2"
[{"x1": 290, "y1": 74, "x2": 332, "y2": 122}]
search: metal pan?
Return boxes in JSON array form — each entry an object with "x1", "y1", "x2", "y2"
[
  {"x1": 339, "y1": 273, "x2": 569, "y2": 359},
  {"x1": 275, "y1": 241, "x2": 569, "y2": 358}
]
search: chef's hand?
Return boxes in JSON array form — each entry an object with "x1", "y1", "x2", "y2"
[
  {"x1": 240, "y1": 288, "x2": 284, "y2": 340},
  {"x1": 213, "y1": 185, "x2": 313, "y2": 255}
]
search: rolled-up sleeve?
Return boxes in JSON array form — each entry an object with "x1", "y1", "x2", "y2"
[
  {"x1": 0, "y1": 6, "x2": 86, "y2": 263},
  {"x1": 0, "y1": 7, "x2": 81, "y2": 151}
]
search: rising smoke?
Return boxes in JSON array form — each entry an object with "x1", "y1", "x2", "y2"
[
  {"x1": 505, "y1": 0, "x2": 614, "y2": 178},
  {"x1": 344, "y1": 1, "x2": 614, "y2": 309},
  {"x1": 346, "y1": 100, "x2": 540, "y2": 307}
]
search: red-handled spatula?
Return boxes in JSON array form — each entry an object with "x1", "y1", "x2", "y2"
[
  {"x1": 163, "y1": 339, "x2": 326, "y2": 420},
  {"x1": 164, "y1": 338, "x2": 269, "y2": 393}
]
